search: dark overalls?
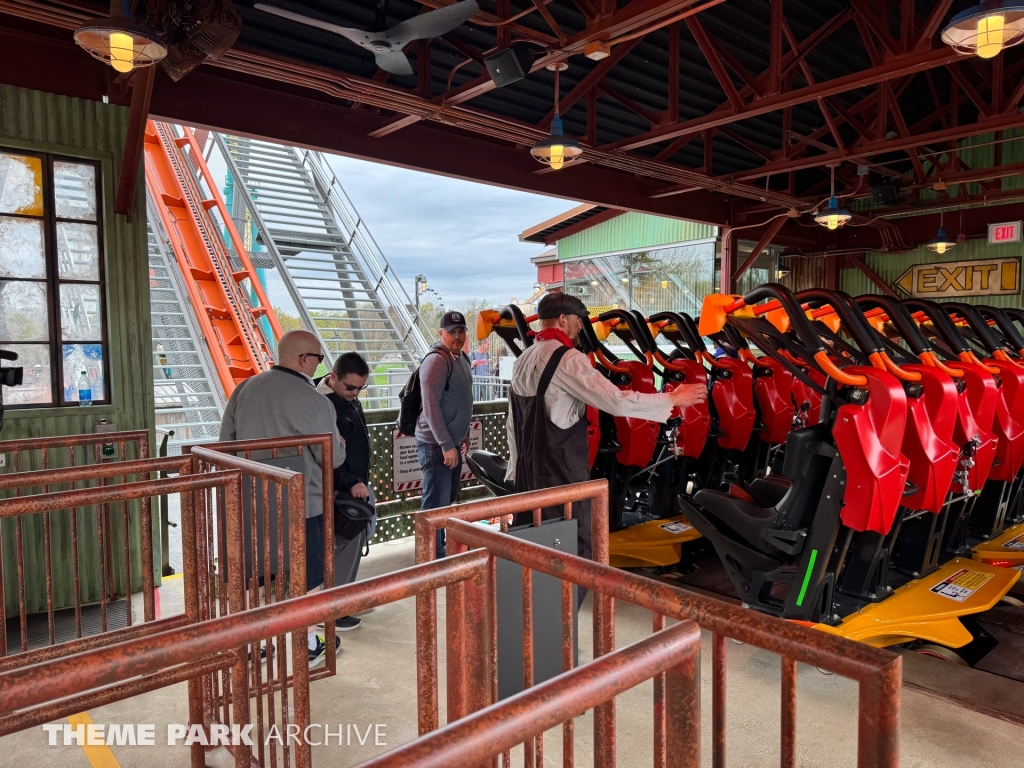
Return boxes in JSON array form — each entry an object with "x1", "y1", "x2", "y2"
[{"x1": 510, "y1": 346, "x2": 593, "y2": 570}]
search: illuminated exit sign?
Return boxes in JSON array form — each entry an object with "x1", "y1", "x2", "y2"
[{"x1": 989, "y1": 221, "x2": 1022, "y2": 244}]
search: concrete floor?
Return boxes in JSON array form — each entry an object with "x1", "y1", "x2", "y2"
[{"x1": 3, "y1": 536, "x2": 1023, "y2": 767}]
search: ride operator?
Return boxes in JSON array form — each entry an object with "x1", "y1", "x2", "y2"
[{"x1": 506, "y1": 293, "x2": 707, "y2": 573}]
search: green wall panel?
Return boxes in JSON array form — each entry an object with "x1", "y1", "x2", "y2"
[
  {"x1": 0, "y1": 85, "x2": 155, "y2": 619},
  {"x1": 842, "y1": 237, "x2": 1024, "y2": 309},
  {"x1": 557, "y1": 212, "x2": 716, "y2": 260}
]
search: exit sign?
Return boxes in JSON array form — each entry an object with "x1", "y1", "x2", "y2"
[{"x1": 989, "y1": 221, "x2": 1023, "y2": 244}]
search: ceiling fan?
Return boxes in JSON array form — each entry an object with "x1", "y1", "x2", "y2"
[{"x1": 255, "y1": 0, "x2": 479, "y2": 75}]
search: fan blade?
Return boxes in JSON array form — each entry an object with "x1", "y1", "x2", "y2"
[
  {"x1": 374, "y1": 50, "x2": 414, "y2": 75},
  {"x1": 254, "y1": 3, "x2": 369, "y2": 48},
  {"x1": 385, "y1": 0, "x2": 479, "y2": 48}
]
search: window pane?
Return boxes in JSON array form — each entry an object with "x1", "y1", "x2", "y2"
[
  {"x1": 0, "y1": 216, "x2": 45, "y2": 278},
  {"x1": 60, "y1": 283, "x2": 102, "y2": 341},
  {"x1": 0, "y1": 280, "x2": 49, "y2": 341},
  {"x1": 54, "y1": 162, "x2": 97, "y2": 221},
  {"x1": 0, "y1": 153, "x2": 44, "y2": 216},
  {"x1": 0, "y1": 344, "x2": 51, "y2": 404},
  {"x1": 62, "y1": 344, "x2": 104, "y2": 403},
  {"x1": 57, "y1": 222, "x2": 100, "y2": 280}
]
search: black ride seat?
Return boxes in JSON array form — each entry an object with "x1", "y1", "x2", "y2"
[
  {"x1": 689, "y1": 423, "x2": 834, "y2": 559},
  {"x1": 683, "y1": 423, "x2": 845, "y2": 619},
  {"x1": 466, "y1": 450, "x2": 515, "y2": 496}
]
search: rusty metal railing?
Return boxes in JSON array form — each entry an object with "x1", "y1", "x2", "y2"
[
  {"x1": 0, "y1": 475, "x2": 900, "y2": 768},
  {"x1": 0, "y1": 437, "x2": 172, "y2": 656},
  {"x1": 0, "y1": 469, "x2": 242, "y2": 737},
  {"x1": 0, "y1": 550, "x2": 492, "y2": 768},
  {"x1": 444, "y1": 513, "x2": 902, "y2": 768},
  {"x1": 413, "y1": 478, "x2": 611, "y2": 766},
  {"x1": 186, "y1": 435, "x2": 335, "y2": 767}
]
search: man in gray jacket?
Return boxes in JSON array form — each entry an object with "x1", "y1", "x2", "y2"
[
  {"x1": 219, "y1": 329, "x2": 344, "y2": 667},
  {"x1": 416, "y1": 311, "x2": 473, "y2": 557}
]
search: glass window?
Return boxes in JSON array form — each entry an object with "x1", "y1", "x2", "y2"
[
  {"x1": 562, "y1": 242, "x2": 715, "y2": 319},
  {"x1": 0, "y1": 217, "x2": 45, "y2": 278},
  {"x1": 0, "y1": 152, "x2": 44, "y2": 216},
  {"x1": 56, "y1": 222, "x2": 100, "y2": 280},
  {"x1": 54, "y1": 162, "x2": 97, "y2": 221},
  {"x1": 0, "y1": 149, "x2": 106, "y2": 408},
  {"x1": 0, "y1": 281, "x2": 49, "y2": 341},
  {"x1": 562, "y1": 242, "x2": 716, "y2": 364}
]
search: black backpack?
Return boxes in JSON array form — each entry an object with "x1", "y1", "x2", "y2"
[{"x1": 397, "y1": 349, "x2": 452, "y2": 436}]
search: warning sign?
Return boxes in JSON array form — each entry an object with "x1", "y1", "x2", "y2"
[
  {"x1": 894, "y1": 257, "x2": 1020, "y2": 298},
  {"x1": 1004, "y1": 532, "x2": 1024, "y2": 551},
  {"x1": 392, "y1": 421, "x2": 484, "y2": 493},
  {"x1": 929, "y1": 568, "x2": 994, "y2": 602},
  {"x1": 659, "y1": 521, "x2": 693, "y2": 535}
]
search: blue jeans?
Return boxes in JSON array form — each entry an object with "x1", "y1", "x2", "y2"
[{"x1": 417, "y1": 442, "x2": 462, "y2": 558}]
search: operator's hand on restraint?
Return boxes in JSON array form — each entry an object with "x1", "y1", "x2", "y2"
[
  {"x1": 443, "y1": 448, "x2": 461, "y2": 468},
  {"x1": 350, "y1": 482, "x2": 370, "y2": 500},
  {"x1": 460, "y1": 437, "x2": 471, "y2": 456},
  {"x1": 668, "y1": 384, "x2": 707, "y2": 409}
]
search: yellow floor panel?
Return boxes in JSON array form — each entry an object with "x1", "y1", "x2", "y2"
[
  {"x1": 609, "y1": 515, "x2": 702, "y2": 568},
  {"x1": 972, "y1": 521, "x2": 1024, "y2": 566},
  {"x1": 814, "y1": 557, "x2": 1020, "y2": 649}
]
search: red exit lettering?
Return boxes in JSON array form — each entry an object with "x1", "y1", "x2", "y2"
[{"x1": 991, "y1": 223, "x2": 1020, "y2": 243}]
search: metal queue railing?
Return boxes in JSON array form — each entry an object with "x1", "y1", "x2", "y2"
[
  {"x1": 0, "y1": 443, "x2": 900, "y2": 768},
  {"x1": 0, "y1": 468, "x2": 241, "y2": 736},
  {"x1": 0, "y1": 431, "x2": 155, "y2": 653},
  {"x1": 185, "y1": 434, "x2": 336, "y2": 768}
]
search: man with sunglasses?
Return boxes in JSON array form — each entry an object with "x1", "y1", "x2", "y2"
[
  {"x1": 219, "y1": 329, "x2": 345, "y2": 667},
  {"x1": 316, "y1": 352, "x2": 374, "y2": 631}
]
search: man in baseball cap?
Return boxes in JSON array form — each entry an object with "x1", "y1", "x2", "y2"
[
  {"x1": 415, "y1": 309, "x2": 473, "y2": 556},
  {"x1": 507, "y1": 292, "x2": 705, "y2": 602}
]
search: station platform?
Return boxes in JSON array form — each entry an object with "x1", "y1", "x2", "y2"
[{"x1": 2, "y1": 537, "x2": 1022, "y2": 768}]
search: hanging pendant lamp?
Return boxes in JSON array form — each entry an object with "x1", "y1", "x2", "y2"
[
  {"x1": 75, "y1": 0, "x2": 166, "y2": 74},
  {"x1": 927, "y1": 213, "x2": 958, "y2": 254},
  {"x1": 941, "y1": 0, "x2": 1024, "y2": 59},
  {"x1": 776, "y1": 254, "x2": 791, "y2": 278},
  {"x1": 813, "y1": 167, "x2": 852, "y2": 231},
  {"x1": 531, "y1": 63, "x2": 583, "y2": 171}
]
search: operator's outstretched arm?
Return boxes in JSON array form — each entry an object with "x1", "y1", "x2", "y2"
[{"x1": 553, "y1": 349, "x2": 703, "y2": 422}]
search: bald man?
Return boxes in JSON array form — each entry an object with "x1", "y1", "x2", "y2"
[{"x1": 219, "y1": 329, "x2": 345, "y2": 667}]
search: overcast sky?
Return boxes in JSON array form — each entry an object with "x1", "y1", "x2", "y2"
[{"x1": 326, "y1": 154, "x2": 576, "y2": 309}]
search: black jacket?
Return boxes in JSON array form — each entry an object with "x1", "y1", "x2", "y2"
[{"x1": 326, "y1": 391, "x2": 370, "y2": 493}]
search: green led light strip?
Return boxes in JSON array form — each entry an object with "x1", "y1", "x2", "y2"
[{"x1": 795, "y1": 549, "x2": 818, "y2": 607}]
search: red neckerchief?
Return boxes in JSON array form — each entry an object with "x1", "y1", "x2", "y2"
[{"x1": 533, "y1": 327, "x2": 575, "y2": 348}]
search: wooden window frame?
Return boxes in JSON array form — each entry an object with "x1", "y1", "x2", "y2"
[{"x1": 0, "y1": 147, "x2": 109, "y2": 408}]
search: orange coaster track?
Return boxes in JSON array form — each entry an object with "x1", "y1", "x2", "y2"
[{"x1": 144, "y1": 121, "x2": 283, "y2": 394}]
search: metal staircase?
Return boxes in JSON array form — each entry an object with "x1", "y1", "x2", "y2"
[
  {"x1": 211, "y1": 135, "x2": 430, "y2": 371},
  {"x1": 147, "y1": 198, "x2": 226, "y2": 453}
]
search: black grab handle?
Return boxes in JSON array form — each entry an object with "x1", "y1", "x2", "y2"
[
  {"x1": 741, "y1": 283, "x2": 824, "y2": 355},
  {"x1": 854, "y1": 294, "x2": 933, "y2": 357},
  {"x1": 942, "y1": 302, "x2": 1005, "y2": 356},
  {"x1": 976, "y1": 305, "x2": 1024, "y2": 354},
  {"x1": 797, "y1": 288, "x2": 883, "y2": 356},
  {"x1": 902, "y1": 298, "x2": 971, "y2": 355}
]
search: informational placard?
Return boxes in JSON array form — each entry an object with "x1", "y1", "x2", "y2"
[
  {"x1": 392, "y1": 420, "x2": 484, "y2": 493},
  {"x1": 989, "y1": 221, "x2": 1022, "y2": 244},
  {"x1": 894, "y1": 257, "x2": 1020, "y2": 298}
]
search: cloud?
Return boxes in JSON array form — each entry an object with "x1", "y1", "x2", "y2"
[{"x1": 326, "y1": 154, "x2": 575, "y2": 307}]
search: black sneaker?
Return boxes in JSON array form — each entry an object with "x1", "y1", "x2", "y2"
[
  {"x1": 317, "y1": 615, "x2": 363, "y2": 630},
  {"x1": 308, "y1": 634, "x2": 341, "y2": 669},
  {"x1": 335, "y1": 616, "x2": 361, "y2": 631},
  {"x1": 248, "y1": 643, "x2": 267, "y2": 664}
]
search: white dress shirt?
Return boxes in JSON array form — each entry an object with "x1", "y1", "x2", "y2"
[{"x1": 505, "y1": 339, "x2": 675, "y2": 482}]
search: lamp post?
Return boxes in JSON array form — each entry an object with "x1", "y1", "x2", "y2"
[{"x1": 414, "y1": 274, "x2": 426, "y2": 315}]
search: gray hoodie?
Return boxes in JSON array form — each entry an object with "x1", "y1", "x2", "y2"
[{"x1": 415, "y1": 341, "x2": 473, "y2": 451}]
